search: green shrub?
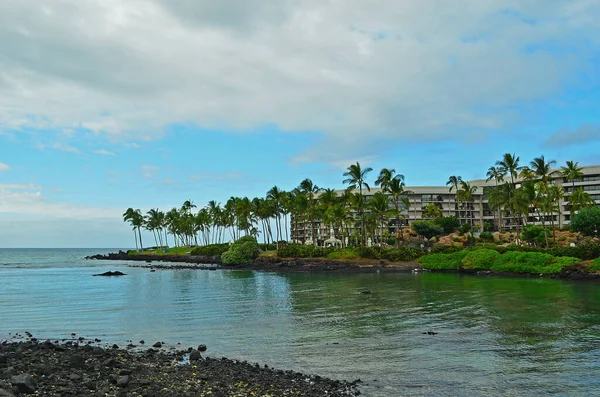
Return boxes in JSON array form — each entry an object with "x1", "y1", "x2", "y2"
[
  {"x1": 417, "y1": 251, "x2": 469, "y2": 270},
  {"x1": 491, "y1": 251, "x2": 578, "y2": 274},
  {"x1": 327, "y1": 248, "x2": 360, "y2": 260},
  {"x1": 458, "y1": 224, "x2": 472, "y2": 234},
  {"x1": 411, "y1": 220, "x2": 444, "y2": 239},
  {"x1": 522, "y1": 225, "x2": 550, "y2": 245},
  {"x1": 479, "y1": 232, "x2": 494, "y2": 242},
  {"x1": 386, "y1": 237, "x2": 397, "y2": 246},
  {"x1": 359, "y1": 247, "x2": 381, "y2": 259},
  {"x1": 590, "y1": 258, "x2": 600, "y2": 272},
  {"x1": 461, "y1": 249, "x2": 500, "y2": 270},
  {"x1": 221, "y1": 236, "x2": 259, "y2": 265},
  {"x1": 382, "y1": 247, "x2": 424, "y2": 262},
  {"x1": 430, "y1": 245, "x2": 464, "y2": 254},
  {"x1": 570, "y1": 207, "x2": 600, "y2": 236},
  {"x1": 190, "y1": 244, "x2": 230, "y2": 256},
  {"x1": 277, "y1": 244, "x2": 334, "y2": 258},
  {"x1": 434, "y1": 216, "x2": 460, "y2": 233}
]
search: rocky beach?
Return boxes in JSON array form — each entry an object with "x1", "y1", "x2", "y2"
[{"x1": 0, "y1": 337, "x2": 360, "y2": 397}]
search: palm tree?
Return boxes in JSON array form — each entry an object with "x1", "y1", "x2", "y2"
[
  {"x1": 569, "y1": 187, "x2": 595, "y2": 213},
  {"x1": 343, "y1": 162, "x2": 373, "y2": 247},
  {"x1": 495, "y1": 153, "x2": 522, "y2": 230},
  {"x1": 486, "y1": 166, "x2": 505, "y2": 231},
  {"x1": 530, "y1": 155, "x2": 557, "y2": 184},
  {"x1": 561, "y1": 160, "x2": 584, "y2": 190},
  {"x1": 375, "y1": 168, "x2": 404, "y2": 191},
  {"x1": 368, "y1": 192, "x2": 390, "y2": 245},
  {"x1": 446, "y1": 175, "x2": 463, "y2": 224},
  {"x1": 123, "y1": 208, "x2": 144, "y2": 250},
  {"x1": 387, "y1": 178, "x2": 410, "y2": 246},
  {"x1": 299, "y1": 179, "x2": 322, "y2": 245},
  {"x1": 266, "y1": 186, "x2": 285, "y2": 246},
  {"x1": 458, "y1": 181, "x2": 478, "y2": 226}
]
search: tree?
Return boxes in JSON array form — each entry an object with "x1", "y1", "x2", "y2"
[
  {"x1": 434, "y1": 216, "x2": 460, "y2": 233},
  {"x1": 561, "y1": 160, "x2": 584, "y2": 190},
  {"x1": 569, "y1": 187, "x2": 595, "y2": 213},
  {"x1": 299, "y1": 178, "x2": 322, "y2": 246},
  {"x1": 368, "y1": 192, "x2": 390, "y2": 244},
  {"x1": 446, "y1": 175, "x2": 463, "y2": 223},
  {"x1": 266, "y1": 186, "x2": 285, "y2": 246},
  {"x1": 495, "y1": 153, "x2": 522, "y2": 233},
  {"x1": 343, "y1": 162, "x2": 373, "y2": 247},
  {"x1": 423, "y1": 202, "x2": 442, "y2": 219},
  {"x1": 411, "y1": 220, "x2": 443, "y2": 240},
  {"x1": 123, "y1": 208, "x2": 144, "y2": 250},
  {"x1": 387, "y1": 178, "x2": 410, "y2": 246},
  {"x1": 457, "y1": 181, "x2": 477, "y2": 226},
  {"x1": 375, "y1": 168, "x2": 404, "y2": 191},
  {"x1": 486, "y1": 166, "x2": 505, "y2": 230},
  {"x1": 570, "y1": 207, "x2": 600, "y2": 237}
]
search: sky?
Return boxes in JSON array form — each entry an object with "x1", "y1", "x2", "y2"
[{"x1": 1, "y1": 0, "x2": 600, "y2": 248}]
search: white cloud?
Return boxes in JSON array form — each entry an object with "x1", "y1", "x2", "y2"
[
  {"x1": 0, "y1": 183, "x2": 119, "y2": 219},
  {"x1": 0, "y1": 162, "x2": 10, "y2": 171},
  {"x1": 51, "y1": 142, "x2": 81, "y2": 154},
  {"x1": 140, "y1": 164, "x2": 159, "y2": 179},
  {"x1": 93, "y1": 149, "x2": 116, "y2": 156},
  {"x1": 543, "y1": 124, "x2": 600, "y2": 148},
  {"x1": 0, "y1": 1, "x2": 599, "y2": 162}
]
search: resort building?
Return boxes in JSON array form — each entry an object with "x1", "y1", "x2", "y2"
[{"x1": 290, "y1": 165, "x2": 600, "y2": 245}]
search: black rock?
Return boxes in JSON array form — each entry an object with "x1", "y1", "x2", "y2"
[
  {"x1": 93, "y1": 271, "x2": 126, "y2": 277},
  {"x1": 189, "y1": 350, "x2": 202, "y2": 361},
  {"x1": 152, "y1": 342, "x2": 162, "y2": 348},
  {"x1": 360, "y1": 290, "x2": 372, "y2": 294},
  {"x1": 197, "y1": 344, "x2": 207, "y2": 352},
  {"x1": 0, "y1": 388, "x2": 16, "y2": 397},
  {"x1": 11, "y1": 373, "x2": 36, "y2": 394},
  {"x1": 117, "y1": 375, "x2": 130, "y2": 387}
]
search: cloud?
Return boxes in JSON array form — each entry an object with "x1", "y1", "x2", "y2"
[
  {"x1": 141, "y1": 164, "x2": 159, "y2": 179},
  {"x1": 51, "y1": 142, "x2": 81, "y2": 154},
  {"x1": 542, "y1": 124, "x2": 600, "y2": 148},
  {"x1": 0, "y1": 162, "x2": 10, "y2": 171},
  {"x1": 0, "y1": 1, "x2": 599, "y2": 162},
  {"x1": 93, "y1": 149, "x2": 116, "y2": 156},
  {"x1": 0, "y1": 183, "x2": 119, "y2": 219}
]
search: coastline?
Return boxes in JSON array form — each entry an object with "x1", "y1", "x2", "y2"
[
  {"x1": 85, "y1": 250, "x2": 600, "y2": 280},
  {"x1": 0, "y1": 336, "x2": 360, "y2": 396}
]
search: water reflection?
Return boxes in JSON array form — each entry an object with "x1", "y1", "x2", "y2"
[{"x1": 2, "y1": 264, "x2": 600, "y2": 396}]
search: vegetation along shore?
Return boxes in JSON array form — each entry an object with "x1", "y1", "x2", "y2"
[{"x1": 107, "y1": 155, "x2": 600, "y2": 279}]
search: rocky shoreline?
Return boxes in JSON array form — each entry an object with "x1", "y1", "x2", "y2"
[
  {"x1": 85, "y1": 251, "x2": 417, "y2": 273},
  {"x1": 0, "y1": 337, "x2": 360, "y2": 397}
]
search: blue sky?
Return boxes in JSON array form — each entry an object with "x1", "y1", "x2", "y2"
[{"x1": 1, "y1": 0, "x2": 600, "y2": 247}]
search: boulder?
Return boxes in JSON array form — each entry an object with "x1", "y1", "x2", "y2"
[
  {"x1": 93, "y1": 271, "x2": 126, "y2": 277},
  {"x1": 11, "y1": 373, "x2": 36, "y2": 394}
]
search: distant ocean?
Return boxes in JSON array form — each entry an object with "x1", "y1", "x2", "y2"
[{"x1": 2, "y1": 248, "x2": 600, "y2": 396}]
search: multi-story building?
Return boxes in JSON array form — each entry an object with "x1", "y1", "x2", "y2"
[{"x1": 291, "y1": 165, "x2": 600, "y2": 245}]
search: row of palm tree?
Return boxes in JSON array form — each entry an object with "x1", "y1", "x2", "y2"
[{"x1": 123, "y1": 157, "x2": 596, "y2": 250}]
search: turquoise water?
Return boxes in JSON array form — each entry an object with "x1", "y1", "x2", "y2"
[{"x1": 1, "y1": 249, "x2": 600, "y2": 396}]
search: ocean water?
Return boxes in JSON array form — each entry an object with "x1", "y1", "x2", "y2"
[{"x1": 1, "y1": 248, "x2": 600, "y2": 396}]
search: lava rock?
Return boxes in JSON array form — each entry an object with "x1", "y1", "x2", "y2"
[{"x1": 11, "y1": 373, "x2": 36, "y2": 394}]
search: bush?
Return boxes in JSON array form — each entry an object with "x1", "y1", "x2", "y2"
[
  {"x1": 522, "y1": 225, "x2": 550, "y2": 245},
  {"x1": 479, "y1": 232, "x2": 494, "y2": 242},
  {"x1": 327, "y1": 248, "x2": 360, "y2": 260},
  {"x1": 386, "y1": 237, "x2": 397, "y2": 246},
  {"x1": 434, "y1": 216, "x2": 460, "y2": 233},
  {"x1": 411, "y1": 220, "x2": 444, "y2": 239},
  {"x1": 458, "y1": 223, "x2": 472, "y2": 234},
  {"x1": 417, "y1": 251, "x2": 469, "y2": 270},
  {"x1": 221, "y1": 236, "x2": 259, "y2": 265},
  {"x1": 382, "y1": 247, "x2": 424, "y2": 262},
  {"x1": 190, "y1": 244, "x2": 230, "y2": 256},
  {"x1": 570, "y1": 207, "x2": 600, "y2": 237},
  {"x1": 277, "y1": 244, "x2": 334, "y2": 258},
  {"x1": 461, "y1": 249, "x2": 500, "y2": 270},
  {"x1": 590, "y1": 258, "x2": 600, "y2": 272},
  {"x1": 491, "y1": 251, "x2": 578, "y2": 274},
  {"x1": 359, "y1": 247, "x2": 381, "y2": 259}
]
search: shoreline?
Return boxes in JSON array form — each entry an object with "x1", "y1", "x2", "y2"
[
  {"x1": 85, "y1": 250, "x2": 600, "y2": 280},
  {"x1": 0, "y1": 336, "x2": 360, "y2": 397}
]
